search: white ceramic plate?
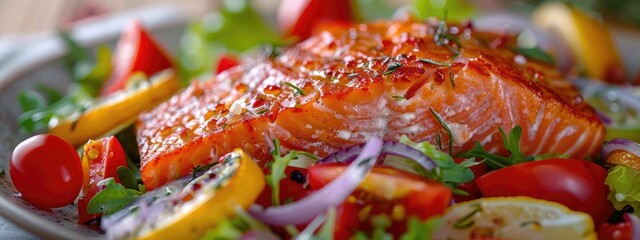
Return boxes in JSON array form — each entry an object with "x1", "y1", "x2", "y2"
[{"x1": 0, "y1": 5, "x2": 188, "y2": 239}]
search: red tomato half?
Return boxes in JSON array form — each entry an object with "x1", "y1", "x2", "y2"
[
  {"x1": 100, "y1": 20, "x2": 174, "y2": 96},
  {"x1": 475, "y1": 158, "x2": 613, "y2": 227},
  {"x1": 308, "y1": 163, "x2": 452, "y2": 238},
  {"x1": 277, "y1": 0, "x2": 353, "y2": 41},
  {"x1": 10, "y1": 134, "x2": 83, "y2": 209},
  {"x1": 598, "y1": 222, "x2": 632, "y2": 240},
  {"x1": 77, "y1": 136, "x2": 127, "y2": 223}
]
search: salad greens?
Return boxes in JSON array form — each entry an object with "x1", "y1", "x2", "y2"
[
  {"x1": 265, "y1": 138, "x2": 317, "y2": 206},
  {"x1": 605, "y1": 164, "x2": 640, "y2": 216},
  {"x1": 458, "y1": 126, "x2": 534, "y2": 169},
  {"x1": 86, "y1": 178, "x2": 144, "y2": 215}
]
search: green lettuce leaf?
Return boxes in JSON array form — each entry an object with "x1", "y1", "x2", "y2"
[{"x1": 605, "y1": 164, "x2": 640, "y2": 215}]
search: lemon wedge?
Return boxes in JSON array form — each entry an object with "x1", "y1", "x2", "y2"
[
  {"x1": 433, "y1": 197, "x2": 596, "y2": 240},
  {"x1": 532, "y1": 3, "x2": 623, "y2": 81},
  {"x1": 133, "y1": 149, "x2": 265, "y2": 240}
]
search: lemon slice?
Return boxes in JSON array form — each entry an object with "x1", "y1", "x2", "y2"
[
  {"x1": 104, "y1": 149, "x2": 265, "y2": 240},
  {"x1": 532, "y1": 3, "x2": 623, "y2": 81},
  {"x1": 433, "y1": 197, "x2": 596, "y2": 240}
]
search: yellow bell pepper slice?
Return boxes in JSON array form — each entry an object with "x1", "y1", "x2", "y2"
[
  {"x1": 137, "y1": 148, "x2": 265, "y2": 240},
  {"x1": 49, "y1": 71, "x2": 180, "y2": 146}
]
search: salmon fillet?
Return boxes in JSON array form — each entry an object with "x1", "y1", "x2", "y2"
[{"x1": 137, "y1": 19, "x2": 604, "y2": 189}]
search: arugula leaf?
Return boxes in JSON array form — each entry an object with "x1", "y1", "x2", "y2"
[
  {"x1": 517, "y1": 47, "x2": 554, "y2": 65},
  {"x1": 458, "y1": 126, "x2": 533, "y2": 169},
  {"x1": 265, "y1": 139, "x2": 313, "y2": 206},
  {"x1": 87, "y1": 178, "x2": 142, "y2": 215},
  {"x1": 399, "y1": 136, "x2": 475, "y2": 191},
  {"x1": 400, "y1": 216, "x2": 443, "y2": 240},
  {"x1": 73, "y1": 45, "x2": 112, "y2": 97},
  {"x1": 605, "y1": 164, "x2": 640, "y2": 216}
]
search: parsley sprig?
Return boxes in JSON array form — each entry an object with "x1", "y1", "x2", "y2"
[{"x1": 87, "y1": 178, "x2": 144, "y2": 215}]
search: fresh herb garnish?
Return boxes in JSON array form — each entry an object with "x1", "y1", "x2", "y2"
[
  {"x1": 399, "y1": 136, "x2": 475, "y2": 194},
  {"x1": 87, "y1": 178, "x2": 143, "y2": 215},
  {"x1": 418, "y1": 58, "x2": 452, "y2": 66},
  {"x1": 429, "y1": 108, "x2": 454, "y2": 155},
  {"x1": 433, "y1": 10, "x2": 462, "y2": 55},
  {"x1": 448, "y1": 67, "x2": 456, "y2": 89},
  {"x1": 284, "y1": 82, "x2": 305, "y2": 96},
  {"x1": 516, "y1": 47, "x2": 554, "y2": 65},
  {"x1": 458, "y1": 126, "x2": 533, "y2": 169},
  {"x1": 265, "y1": 139, "x2": 315, "y2": 206},
  {"x1": 384, "y1": 61, "x2": 402, "y2": 75},
  {"x1": 392, "y1": 95, "x2": 406, "y2": 101}
]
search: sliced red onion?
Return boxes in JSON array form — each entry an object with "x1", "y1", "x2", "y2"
[
  {"x1": 624, "y1": 213, "x2": 640, "y2": 240},
  {"x1": 249, "y1": 137, "x2": 383, "y2": 226},
  {"x1": 601, "y1": 138, "x2": 640, "y2": 159},
  {"x1": 319, "y1": 141, "x2": 437, "y2": 172}
]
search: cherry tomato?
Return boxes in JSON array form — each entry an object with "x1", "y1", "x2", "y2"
[
  {"x1": 77, "y1": 136, "x2": 127, "y2": 223},
  {"x1": 256, "y1": 166, "x2": 310, "y2": 206},
  {"x1": 10, "y1": 134, "x2": 83, "y2": 209},
  {"x1": 475, "y1": 158, "x2": 613, "y2": 227},
  {"x1": 101, "y1": 20, "x2": 174, "y2": 96},
  {"x1": 216, "y1": 54, "x2": 240, "y2": 74},
  {"x1": 453, "y1": 158, "x2": 487, "y2": 203},
  {"x1": 277, "y1": 0, "x2": 353, "y2": 41},
  {"x1": 598, "y1": 222, "x2": 632, "y2": 240},
  {"x1": 308, "y1": 163, "x2": 452, "y2": 238}
]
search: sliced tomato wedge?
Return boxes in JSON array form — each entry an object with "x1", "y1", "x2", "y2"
[
  {"x1": 77, "y1": 136, "x2": 127, "y2": 223},
  {"x1": 308, "y1": 163, "x2": 452, "y2": 238},
  {"x1": 277, "y1": 0, "x2": 353, "y2": 41},
  {"x1": 100, "y1": 20, "x2": 174, "y2": 96}
]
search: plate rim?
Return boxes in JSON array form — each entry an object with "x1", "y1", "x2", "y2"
[{"x1": 0, "y1": 5, "x2": 189, "y2": 239}]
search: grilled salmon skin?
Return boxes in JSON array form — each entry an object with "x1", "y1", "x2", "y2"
[{"x1": 137, "y1": 20, "x2": 604, "y2": 189}]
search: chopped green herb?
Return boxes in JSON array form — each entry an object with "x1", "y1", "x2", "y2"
[
  {"x1": 448, "y1": 67, "x2": 456, "y2": 89},
  {"x1": 284, "y1": 82, "x2": 305, "y2": 96},
  {"x1": 433, "y1": 10, "x2": 462, "y2": 55},
  {"x1": 87, "y1": 178, "x2": 142, "y2": 215},
  {"x1": 392, "y1": 95, "x2": 406, "y2": 101},
  {"x1": 516, "y1": 47, "x2": 554, "y2": 65},
  {"x1": 384, "y1": 61, "x2": 402, "y2": 75},
  {"x1": 418, "y1": 58, "x2": 452, "y2": 66},
  {"x1": 458, "y1": 126, "x2": 533, "y2": 169},
  {"x1": 429, "y1": 108, "x2": 454, "y2": 155}
]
